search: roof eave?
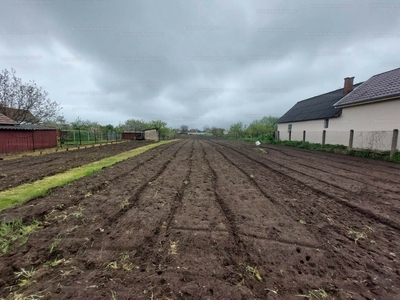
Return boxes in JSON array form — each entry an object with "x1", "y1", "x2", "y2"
[{"x1": 335, "y1": 94, "x2": 400, "y2": 108}]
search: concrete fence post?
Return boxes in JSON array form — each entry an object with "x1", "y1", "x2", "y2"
[
  {"x1": 289, "y1": 131, "x2": 292, "y2": 141},
  {"x1": 322, "y1": 130, "x2": 326, "y2": 146},
  {"x1": 391, "y1": 129, "x2": 399, "y2": 158},
  {"x1": 348, "y1": 130, "x2": 354, "y2": 150},
  {"x1": 277, "y1": 131, "x2": 280, "y2": 141},
  {"x1": 303, "y1": 130, "x2": 306, "y2": 142}
]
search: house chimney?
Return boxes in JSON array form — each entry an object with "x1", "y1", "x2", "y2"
[{"x1": 343, "y1": 77, "x2": 354, "y2": 95}]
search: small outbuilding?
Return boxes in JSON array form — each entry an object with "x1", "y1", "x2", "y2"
[
  {"x1": 0, "y1": 113, "x2": 57, "y2": 154},
  {"x1": 122, "y1": 128, "x2": 159, "y2": 141}
]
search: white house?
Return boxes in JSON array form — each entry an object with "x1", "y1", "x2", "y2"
[{"x1": 277, "y1": 67, "x2": 400, "y2": 151}]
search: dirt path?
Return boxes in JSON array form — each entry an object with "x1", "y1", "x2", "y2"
[
  {"x1": 0, "y1": 139, "x2": 399, "y2": 299},
  {"x1": 0, "y1": 141, "x2": 151, "y2": 191}
]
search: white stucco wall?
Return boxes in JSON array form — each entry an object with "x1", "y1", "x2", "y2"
[
  {"x1": 277, "y1": 99, "x2": 400, "y2": 150},
  {"x1": 144, "y1": 129, "x2": 159, "y2": 141}
]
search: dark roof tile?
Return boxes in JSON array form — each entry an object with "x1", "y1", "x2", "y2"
[
  {"x1": 277, "y1": 83, "x2": 362, "y2": 123},
  {"x1": 335, "y1": 67, "x2": 400, "y2": 107}
]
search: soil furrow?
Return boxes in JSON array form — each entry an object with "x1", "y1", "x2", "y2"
[{"x1": 212, "y1": 140, "x2": 400, "y2": 232}]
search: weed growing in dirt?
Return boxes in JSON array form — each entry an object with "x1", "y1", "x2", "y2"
[
  {"x1": 120, "y1": 253, "x2": 133, "y2": 271},
  {"x1": 296, "y1": 288, "x2": 328, "y2": 299},
  {"x1": 348, "y1": 229, "x2": 367, "y2": 243},
  {"x1": 120, "y1": 198, "x2": 129, "y2": 209},
  {"x1": 1, "y1": 291, "x2": 44, "y2": 300},
  {"x1": 45, "y1": 257, "x2": 68, "y2": 268},
  {"x1": 50, "y1": 235, "x2": 62, "y2": 253},
  {"x1": 71, "y1": 206, "x2": 84, "y2": 219},
  {"x1": 14, "y1": 268, "x2": 35, "y2": 287},
  {"x1": 169, "y1": 240, "x2": 179, "y2": 255},
  {"x1": 106, "y1": 261, "x2": 119, "y2": 270},
  {"x1": 110, "y1": 291, "x2": 118, "y2": 300},
  {"x1": 0, "y1": 219, "x2": 41, "y2": 254},
  {"x1": 244, "y1": 265, "x2": 262, "y2": 282}
]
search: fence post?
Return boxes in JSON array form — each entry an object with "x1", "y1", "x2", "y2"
[
  {"x1": 277, "y1": 131, "x2": 280, "y2": 141},
  {"x1": 322, "y1": 130, "x2": 326, "y2": 146},
  {"x1": 289, "y1": 131, "x2": 292, "y2": 141},
  {"x1": 303, "y1": 130, "x2": 306, "y2": 142},
  {"x1": 390, "y1": 129, "x2": 399, "y2": 158},
  {"x1": 348, "y1": 129, "x2": 354, "y2": 150}
]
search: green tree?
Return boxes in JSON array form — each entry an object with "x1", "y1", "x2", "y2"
[
  {"x1": 180, "y1": 125, "x2": 188, "y2": 134},
  {"x1": 123, "y1": 119, "x2": 148, "y2": 131},
  {"x1": 229, "y1": 122, "x2": 246, "y2": 138}
]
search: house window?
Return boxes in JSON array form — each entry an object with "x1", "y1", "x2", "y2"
[
  {"x1": 288, "y1": 124, "x2": 292, "y2": 132},
  {"x1": 324, "y1": 119, "x2": 329, "y2": 128}
]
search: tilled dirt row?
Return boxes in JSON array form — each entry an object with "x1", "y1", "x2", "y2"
[
  {"x1": 0, "y1": 141, "x2": 151, "y2": 191},
  {"x1": 213, "y1": 140, "x2": 400, "y2": 226},
  {"x1": 207, "y1": 139, "x2": 400, "y2": 299},
  {"x1": 0, "y1": 139, "x2": 399, "y2": 299}
]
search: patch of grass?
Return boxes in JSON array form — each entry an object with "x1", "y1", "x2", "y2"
[
  {"x1": 0, "y1": 140, "x2": 178, "y2": 212},
  {"x1": 14, "y1": 268, "x2": 36, "y2": 288},
  {"x1": 106, "y1": 261, "x2": 118, "y2": 270},
  {"x1": 0, "y1": 219, "x2": 42, "y2": 254},
  {"x1": 110, "y1": 291, "x2": 118, "y2": 300},
  {"x1": 348, "y1": 229, "x2": 367, "y2": 243},
  {"x1": 245, "y1": 265, "x2": 262, "y2": 282},
  {"x1": 50, "y1": 235, "x2": 62, "y2": 253},
  {"x1": 120, "y1": 198, "x2": 130, "y2": 209},
  {"x1": 0, "y1": 292, "x2": 44, "y2": 300}
]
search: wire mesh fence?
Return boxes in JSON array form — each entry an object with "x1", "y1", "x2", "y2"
[{"x1": 60, "y1": 130, "x2": 122, "y2": 146}]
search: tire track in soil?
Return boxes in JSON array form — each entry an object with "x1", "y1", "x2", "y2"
[
  {"x1": 0, "y1": 140, "x2": 183, "y2": 224},
  {"x1": 211, "y1": 140, "x2": 400, "y2": 232},
  {"x1": 209, "y1": 140, "x2": 400, "y2": 299}
]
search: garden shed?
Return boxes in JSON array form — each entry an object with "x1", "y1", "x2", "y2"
[{"x1": 0, "y1": 113, "x2": 57, "y2": 154}]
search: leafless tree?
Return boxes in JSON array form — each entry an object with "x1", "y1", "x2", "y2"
[{"x1": 0, "y1": 68, "x2": 61, "y2": 124}]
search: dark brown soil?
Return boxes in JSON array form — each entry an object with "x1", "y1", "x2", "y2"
[
  {"x1": 0, "y1": 139, "x2": 399, "y2": 299},
  {"x1": 0, "y1": 141, "x2": 151, "y2": 191}
]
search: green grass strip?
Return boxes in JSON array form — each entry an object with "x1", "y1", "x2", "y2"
[{"x1": 0, "y1": 140, "x2": 178, "y2": 212}]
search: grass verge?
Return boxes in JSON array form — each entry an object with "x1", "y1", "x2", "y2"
[{"x1": 0, "y1": 140, "x2": 178, "y2": 212}]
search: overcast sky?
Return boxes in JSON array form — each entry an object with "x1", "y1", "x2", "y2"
[{"x1": 1, "y1": 0, "x2": 399, "y2": 129}]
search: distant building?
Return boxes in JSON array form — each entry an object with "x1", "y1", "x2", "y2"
[
  {"x1": 277, "y1": 67, "x2": 400, "y2": 151},
  {"x1": 0, "y1": 113, "x2": 57, "y2": 154}
]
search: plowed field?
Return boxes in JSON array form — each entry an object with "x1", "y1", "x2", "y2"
[
  {"x1": 0, "y1": 139, "x2": 399, "y2": 299},
  {"x1": 0, "y1": 141, "x2": 150, "y2": 191}
]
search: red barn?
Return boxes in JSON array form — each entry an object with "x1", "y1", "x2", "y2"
[{"x1": 0, "y1": 113, "x2": 57, "y2": 154}]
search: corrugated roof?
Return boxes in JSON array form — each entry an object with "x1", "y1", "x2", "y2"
[
  {"x1": 335, "y1": 67, "x2": 400, "y2": 107},
  {"x1": 0, "y1": 124, "x2": 56, "y2": 131},
  {"x1": 0, "y1": 113, "x2": 17, "y2": 125},
  {"x1": 277, "y1": 83, "x2": 362, "y2": 124}
]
